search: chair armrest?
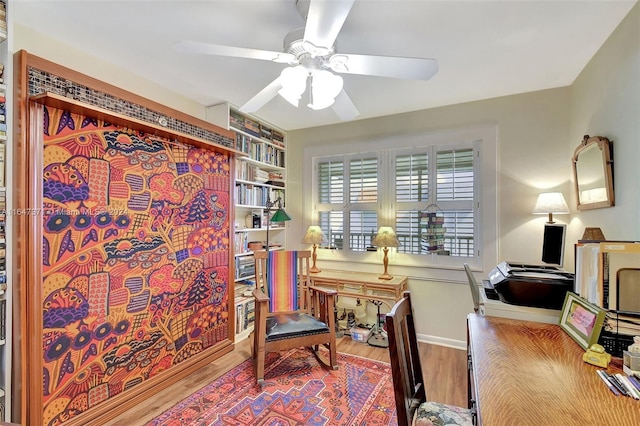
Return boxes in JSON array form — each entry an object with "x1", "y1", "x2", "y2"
[{"x1": 252, "y1": 287, "x2": 270, "y2": 304}]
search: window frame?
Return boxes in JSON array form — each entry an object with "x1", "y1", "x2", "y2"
[
  {"x1": 391, "y1": 141, "x2": 479, "y2": 263},
  {"x1": 303, "y1": 124, "x2": 498, "y2": 271}
]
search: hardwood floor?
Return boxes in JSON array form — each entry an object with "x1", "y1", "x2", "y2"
[{"x1": 106, "y1": 335, "x2": 467, "y2": 425}]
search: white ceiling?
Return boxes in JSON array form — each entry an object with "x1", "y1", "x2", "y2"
[{"x1": 13, "y1": 0, "x2": 637, "y2": 131}]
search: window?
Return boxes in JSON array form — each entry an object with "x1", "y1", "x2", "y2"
[
  {"x1": 312, "y1": 135, "x2": 481, "y2": 264},
  {"x1": 317, "y1": 155, "x2": 379, "y2": 251},
  {"x1": 394, "y1": 147, "x2": 476, "y2": 256}
]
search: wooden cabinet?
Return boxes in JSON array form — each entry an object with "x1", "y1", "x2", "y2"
[{"x1": 206, "y1": 103, "x2": 287, "y2": 340}]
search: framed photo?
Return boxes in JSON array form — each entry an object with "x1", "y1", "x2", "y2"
[{"x1": 559, "y1": 291, "x2": 606, "y2": 350}]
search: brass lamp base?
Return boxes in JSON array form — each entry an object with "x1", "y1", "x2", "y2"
[
  {"x1": 310, "y1": 244, "x2": 321, "y2": 273},
  {"x1": 378, "y1": 247, "x2": 392, "y2": 280}
]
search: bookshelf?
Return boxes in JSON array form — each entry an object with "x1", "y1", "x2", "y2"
[
  {"x1": 0, "y1": 0, "x2": 11, "y2": 422},
  {"x1": 206, "y1": 103, "x2": 287, "y2": 340}
]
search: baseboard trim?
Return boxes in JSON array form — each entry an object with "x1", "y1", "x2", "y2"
[{"x1": 417, "y1": 333, "x2": 466, "y2": 351}]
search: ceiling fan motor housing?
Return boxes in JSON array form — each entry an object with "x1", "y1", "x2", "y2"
[{"x1": 283, "y1": 27, "x2": 336, "y2": 67}]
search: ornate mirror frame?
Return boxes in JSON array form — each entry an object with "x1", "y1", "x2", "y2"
[{"x1": 572, "y1": 135, "x2": 614, "y2": 210}]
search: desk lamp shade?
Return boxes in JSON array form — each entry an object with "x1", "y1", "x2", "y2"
[
  {"x1": 372, "y1": 226, "x2": 400, "y2": 280},
  {"x1": 533, "y1": 192, "x2": 569, "y2": 223},
  {"x1": 265, "y1": 201, "x2": 291, "y2": 252},
  {"x1": 302, "y1": 225, "x2": 327, "y2": 273},
  {"x1": 271, "y1": 209, "x2": 292, "y2": 223}
]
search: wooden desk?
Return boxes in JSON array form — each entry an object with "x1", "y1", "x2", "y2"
[
  {"x1": 310, "y1": 269, "x2": 407, "y2": 309},
  {"x1": 467, "y1": 314, "x2": 640, "y2": 426}
]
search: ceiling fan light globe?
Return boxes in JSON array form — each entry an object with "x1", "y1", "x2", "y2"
[
  {"x1": 278, "y1": 65, "x2": 308, "y2": 106},
  {"x1": 308, "y1": 70, "x2": 343, "y2": 110}
]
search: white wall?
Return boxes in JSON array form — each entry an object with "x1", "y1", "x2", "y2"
[{"x1": 569, "y1": 3, "x2": 640, "y2": 242}]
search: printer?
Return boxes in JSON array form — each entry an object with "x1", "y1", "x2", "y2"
[{"x1": 487, "y1": 261, "x2": 575, "y2": 310}]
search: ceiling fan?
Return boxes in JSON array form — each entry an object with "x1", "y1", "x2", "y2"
[{"x1": 175, "y1": 0, "x2": 439, "y2": 121}]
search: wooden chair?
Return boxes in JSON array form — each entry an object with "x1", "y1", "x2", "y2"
[
  {"x1": 252, "y1": 250, "x2": 338, "y2": 384},
  {"x1": 386, "y1": 291, "x2": 473, "y2": 426}
]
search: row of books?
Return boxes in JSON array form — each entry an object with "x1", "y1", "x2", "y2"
[
  {"x1": 230, "y1": 109, "x2": 285, "y2": 148},
  {"x1": 0, "y1": 146, "x2": 4, "y2": 187},
  {"x1": 235, "y1": 279, "x2": 255, "y2": 299},
  {"x1": 235, "y1": 255, "x2": 255, "y2": 280},
  {"x1": 235, "y1": 183, "x2": 282, "y2": 207},
  {"x1": 235, "y1": 278, "x2": 257, "y2": 334},
  {"x1": 235, "y1": 158, "x2": 284, "y2": 184},
  {"x1": 235, "y1": 296, "x2": 255, "y2": 334},
  {"x1": 0, "y1": 299, "x2": 4, "y2": 341},
  {"x1": 235, "y1": 135, "x2": 285, "y2": 167},
  {"x1": 0, "y1": 187, "x2": 4, "y2": 220}
]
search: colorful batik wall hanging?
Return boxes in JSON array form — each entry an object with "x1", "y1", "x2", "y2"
[{"x1": 40, "y1": 106, "x2": 231, "y2": 424}]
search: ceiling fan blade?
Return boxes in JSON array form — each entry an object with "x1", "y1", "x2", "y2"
[
  {"x1": 329, "y1": 53, "x2": 439, "y2": 80},
  {"x1": 238, "y1": 77, "x2": 283, "y2": 114},
  {"x1": 332, "y1": 89, "x2": 359, "y2": 121},
  {"x1": 304, "y1": 0, "x2": 355, "y2": 49},
  {"x1": 175, "y1": 40, "x2": 295, "y2": 63}
]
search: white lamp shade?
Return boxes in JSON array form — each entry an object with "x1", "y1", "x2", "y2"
[
  {"x1": 308, "y1": 70, "x2": 343, "y2": 110},
  {"x1": 278, "y1": 65, "x2": 308, "y2": 107},
  {"x1": 533, "y1": 192, "x2": 570, "y2": 215},
  {"x1": 302, "y1": 225, "x2": 327, "y2": 245},
  {"x1": 371, "y1": 226, "x2": 400, "y2": 248}
]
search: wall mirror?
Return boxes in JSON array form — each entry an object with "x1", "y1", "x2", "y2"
[{"x1": 572, "y1": 135, "x2": 614, "y2": 210}]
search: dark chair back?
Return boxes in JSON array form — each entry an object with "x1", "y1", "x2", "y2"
[{"x1": 385, "y1": 291, "x2": 426, "y2": 426}]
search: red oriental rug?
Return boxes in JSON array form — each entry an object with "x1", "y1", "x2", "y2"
[{"x1": 147, "y1": 348, "x2": 397, "y2": 425}]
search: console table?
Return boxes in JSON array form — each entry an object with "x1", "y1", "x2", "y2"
[
  {"x1": 310, "y1": 269, "x2": 407, "y2": 309},
  {"x1": 467, "y1": 314, "x2": 640, "y2": 426}
]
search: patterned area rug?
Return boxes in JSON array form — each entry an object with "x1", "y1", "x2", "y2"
[{"x1": 147, "y1": 348, "x2": 397, "y2": 425}]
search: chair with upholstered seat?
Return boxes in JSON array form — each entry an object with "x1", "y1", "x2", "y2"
[
  {"x1": 252, "y1": 250, "x2": 338, "y2": 384},
  {"x1": 386, "y1": 291, "x2": 473, "y2": 426}
]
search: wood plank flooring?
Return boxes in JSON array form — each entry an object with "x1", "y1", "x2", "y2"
[{"x1": 105, "y1": 336, "x2": 467, "y2": 425}]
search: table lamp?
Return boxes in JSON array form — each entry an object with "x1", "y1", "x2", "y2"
[
  {"x1": 302, "y1": 225, "x2": 327, "y2": 273},
  {"x1": 371, "y1": 226, "x2": 400, "y2": 280},
  {"x1": 533, "y1": 192, "x2": 569, "y2": 223}
]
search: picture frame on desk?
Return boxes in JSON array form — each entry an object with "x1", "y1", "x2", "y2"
[{"x1": 559, "y1": 291, "x2": 606, "y2": 350}]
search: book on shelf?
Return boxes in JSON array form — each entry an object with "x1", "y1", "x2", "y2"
[
  {"x1": 243, "y1": 117, "x2": 260, "y2": 137},
  {"x1": 0, "y1": 299, "x2": 5, "y2": 341},
  {"x1": 0, "y1": 143, "x2": 4, "y2": 186}
]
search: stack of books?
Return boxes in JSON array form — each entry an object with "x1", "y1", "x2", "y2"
[{"x1": 0, "y1": 61, "x2": 5, "y2": 182}]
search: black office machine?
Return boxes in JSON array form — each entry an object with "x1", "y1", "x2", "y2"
[{"x1": 487, "y1": 261, "x2": 575, "y2": 310}]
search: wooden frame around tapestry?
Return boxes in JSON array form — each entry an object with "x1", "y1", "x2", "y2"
[{"x1": 13, "y1": 50, "x2": 244, "y2": 426}]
